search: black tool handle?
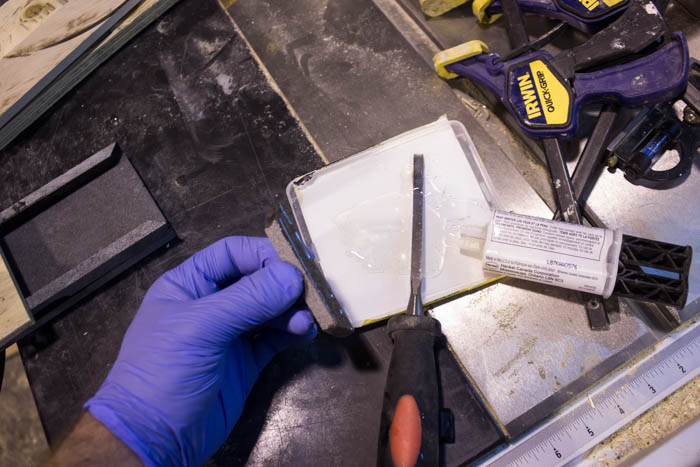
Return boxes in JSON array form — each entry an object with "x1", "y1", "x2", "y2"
[
  {"x1": 499, "y1": 0, "x2": 529, "y2": 49},
  {"x1": 377, "y1": 315, "x2": 442, "y2": 467},
  {"x1": 552, "y1": 0, "x2": 665, "y2": 78}
]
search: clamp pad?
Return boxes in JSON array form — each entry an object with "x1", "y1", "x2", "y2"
[
  {"x1": 433, "y1": 40, "x2": 489, "y2": 79},
  {"x1": 473, "y1": 0, "x2": 501, "y2": 23},
  {"x1": 420, "y1": 0, "x2": 470, "y2": 16}
]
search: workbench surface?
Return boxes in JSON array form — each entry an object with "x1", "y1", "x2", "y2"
[
  {"x1": 0, "y1": 0, "x2": 698, "y2": 465},
  {"x1": 2, "y1": 1, "x2": 500, "y2": 464}
]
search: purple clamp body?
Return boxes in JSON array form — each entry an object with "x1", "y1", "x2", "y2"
[
  {"x1": 486, "y1": 0, "x2": 629, "y2": 33},
  {"x1": 446, "y1": 31, "x2": 689, "y2": 140}
]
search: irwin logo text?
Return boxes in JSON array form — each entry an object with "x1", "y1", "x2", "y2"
[{"x1": 517, "y1": 73, "x2": 541, "y2": 120}]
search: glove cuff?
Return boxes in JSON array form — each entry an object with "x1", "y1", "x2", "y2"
[{"x1": 86, "y1": 389, "x2": 182, "y2": 467}]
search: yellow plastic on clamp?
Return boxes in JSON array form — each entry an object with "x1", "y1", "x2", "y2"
[
  {"x1": 420, "y1": 0, "x2": 470, "y2": 17},
  {"x1": 433, "y1": 40, "x2": 489, "y2": 79},
  {"x1": 473, "y1": 0, "x2": 502, "y2": 24}
]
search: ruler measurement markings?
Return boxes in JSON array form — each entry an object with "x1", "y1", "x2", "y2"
[
  {"x1": 675, "y1": 359, "x2": 687, "y2": 374},
  {"x1": 550, "y1": 440, "x2": 563, "y2": 461},
  {"x1": 612, "y1": 398, "x2": 625, "y2": 416},
  {"x1": 527, "y1": 449, "x2": 538, "y2": 462},
  {"x1": 563, "y1": 425, "x2": 572, "y2": 440},
  {"x1": 480, "y1": 323, "x2": 699, "y2": 467}
]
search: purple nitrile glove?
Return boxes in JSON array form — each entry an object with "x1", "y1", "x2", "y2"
[{"x1": 85, "y1": 236, "x2": 316, "y2": 466}]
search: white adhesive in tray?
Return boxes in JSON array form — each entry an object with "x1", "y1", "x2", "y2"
[{"x1": 287, "y1": 117, "x2": 501, "y2": 327}]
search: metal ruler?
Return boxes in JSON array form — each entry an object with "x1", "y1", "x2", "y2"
[{"x1": 479, "y1": 320, "x2": 700, "y2": 466}]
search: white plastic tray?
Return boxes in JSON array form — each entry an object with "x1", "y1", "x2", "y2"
[{"x1": 287, "y1": 117, "x2": 502, "y2": 327}]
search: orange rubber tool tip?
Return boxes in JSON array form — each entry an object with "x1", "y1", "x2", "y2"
[{"x1": 389, "y1": 394, "x2": 422, "y2": 467}]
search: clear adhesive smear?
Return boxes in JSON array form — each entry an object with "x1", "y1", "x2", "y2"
[{"x1": 334, "y1": 160, "x2": 486, "y2": 278}]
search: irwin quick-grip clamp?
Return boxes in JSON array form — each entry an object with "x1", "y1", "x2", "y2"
[
  {"x1": 473, "y1": 0, "x2": 669, "y2": 33},
  {"x1": 434, "y1": 33, "x2": 688, "y2": 140}
]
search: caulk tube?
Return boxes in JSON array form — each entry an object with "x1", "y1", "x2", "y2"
[{"x1": 460, "y1": 210, "x2": 623, "y2": 298}]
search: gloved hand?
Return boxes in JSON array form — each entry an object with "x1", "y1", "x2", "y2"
[{"x1": 85, "y1": 236, "x2": 316, "y2": 466}]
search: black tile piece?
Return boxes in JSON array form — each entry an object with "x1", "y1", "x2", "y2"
[
  {"x1": 0, "y1": 143, "x2": 175, "y2": 350},
  {"x1": 3, "y1": 152, "x2": 165, "y2": 299}
]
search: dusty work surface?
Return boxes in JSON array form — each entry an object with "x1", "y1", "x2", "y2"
[
  {"x1": 0, "y1": 0, "x2": 500, "y2": 465},
  {"x1": 221, "y1": 0, "x2": 697, "y2": 444},
  {"x1": 0, "y1": 345, "x2": 49, "y2": 466},
  {"x1": 372, "y1": 0, "x2": 700, "y2": 457},
  {"x1": 0, "y1": 0, "x2": 697, "y2": 465}
]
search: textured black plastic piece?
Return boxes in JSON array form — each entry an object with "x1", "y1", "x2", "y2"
[
  {"x1": 0, "y1": 144, "x2": 175, "y2": 347},
  {"x1": 614, "y1": 235, "x2": 692, "y2": 308},
  {"x1": 0, "y1": 144, "x2": 120, "y2": 229}
]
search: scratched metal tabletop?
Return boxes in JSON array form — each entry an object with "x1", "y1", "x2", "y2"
[{"x1": 387, "y1": 0, "x2": 700, "y2": 436}]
